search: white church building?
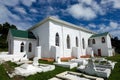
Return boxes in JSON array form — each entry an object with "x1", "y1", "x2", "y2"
[{"x1": 7, "y1": 17, "x2": 114, "y2": 60}]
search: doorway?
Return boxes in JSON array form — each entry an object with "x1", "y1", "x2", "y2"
[{"x1": 98, "y1": 49, "x2": 101, "y2": 56}]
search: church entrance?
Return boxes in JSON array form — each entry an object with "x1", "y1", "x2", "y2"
[{"x1": 98, "y1": 49, "x2": 101, "y2": 56}]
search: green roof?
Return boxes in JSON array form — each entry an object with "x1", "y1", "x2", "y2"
[
  {"x1": 90, "y1": 32, "x2": 109, "y2": 38},
  {"x1": 10, "y1": 29, "x2": 36, "y2": 39}
]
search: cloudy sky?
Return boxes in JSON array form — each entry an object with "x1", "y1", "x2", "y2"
[{"x1": 0, "y1": 0, "x2": 120, "y2": 38}]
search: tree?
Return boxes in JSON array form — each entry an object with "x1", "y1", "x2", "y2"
[
  {"x1": 0, "y1": 24, "x2": 2, "y2": 34},
  {"x1": 0, "y1": 22, "x2": 17, "y2": 51},
  {"x1": 10, "y1": 25, "x2": 17, "y2": 30},
  {"x1": 111, "y1": 36, "x2": 120, "y2": 54},
  {"x1": 2, "y1": 22, "x2": 11, "y2": 35},
  {"x1": 114, "y1": 36, "x2": 119, "y2": 41}
]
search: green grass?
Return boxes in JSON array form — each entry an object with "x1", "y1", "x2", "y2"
[
  {"x1": 0, "y1": 60, "x2": 77, "y2": 80},
  {"x1": 106, "y1": 54, "x2": 120, "y2": 62},
  {"x1": 0, "y1": 64, "x2": 11, "y2": 80},
  {"x1": 25, "y1": 60, "x2": 77, "y2": 80},
  {"x1": 0, "y1": 54, "x2": 120, "y2": 80},
  {"x1": 106, "y1": 54, "x2": 120, "y2": 80},
  {"x1": 25, "y1": 66, "x2": 76, "y2": 80}
]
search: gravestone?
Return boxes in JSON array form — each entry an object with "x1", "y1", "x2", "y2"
[
  {"x1": 57, "y1": 57, "x2": 61, "y2": 63},
  {"x1": 33, "y1": 57, "x2": 39, "y2": 66},
  {"x1": 91, "y1": 51, "x2": 94, "y2": 58}
]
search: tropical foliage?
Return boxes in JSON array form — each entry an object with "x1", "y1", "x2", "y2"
[
  {"x1": 111, "y1": 37, "x2": 120, "y2": 54},
  {"x1": 0, "y1": 22, "x2": 17, "y2": 51}
]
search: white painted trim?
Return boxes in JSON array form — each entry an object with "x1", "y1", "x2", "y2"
[{"x1": 13, "y1": 37, "x2": 36, "y2": 41}]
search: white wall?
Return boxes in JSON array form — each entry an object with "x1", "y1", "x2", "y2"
[
  {"x1": 49, "y1": 21, "x2": 63, "y2": 58},
  {"x1": 106, "y1": 35, "x2": 112, "y2": 49},
  {"x1": 90, "y1": 36, "x2": 110, "y2": 56},
  {"x1": 62, "y1": 25, "x2": 80, "y2": 57},
  {"x1": 7, "y1": 31, "x2": 14, "y2": 54},
  {"x1": 31, "y1": 21, "x2": 50, "y2": 58},
  {"x1": 13, "y1": 38, "x2": 36, "y2": 58},
  {"x1": 106, "y1": 35, "x2": 113, "y2": 56},
  {"x1": 49, "y1": 21, "x2": 93, "y2": 58},
  {"x1": 80, "y1": 31, "x2": 93, "y2": 56}
]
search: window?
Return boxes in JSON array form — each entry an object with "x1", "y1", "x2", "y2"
[
  {"x1": 20, "y1": 42, "x2": 24, "y2": 52},
  {"x1": 67, "y1": 35, "x2": 70, "y2": 49},
  {"x1": 102, "y1": 37, "x2": 105, "y2": 43},
  {"x1": 37, "y1": 36, "x2": 39, "y2": 46},
  {"x1": 76, "y1": 37, "x2": 78, "y2": 47},
  {"x1": 92, "y1": 39, "x2": 95, "y2": 44},
  {"x1": 28, "y1": 43, "x2": 32, "y2": 52},
  {"x1": 82, "y1": 38, "x2": 85, "y2": 49},
  {"x1": 55, "y1": 33, "x2": 59, "y2": 46},
  {"x1": 88, "y1": 39, "x2": 90, "y2": 46}
]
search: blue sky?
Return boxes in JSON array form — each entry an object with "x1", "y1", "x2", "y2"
[{"x1": 0, "y1": 0, "x2": 120, "y2": 38}]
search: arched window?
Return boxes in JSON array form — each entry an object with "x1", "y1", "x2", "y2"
[
  {"x1": 28, "y1": 43, "x2": 32, "y2": 52},
  {"x1": 67, "y1": 35, "x2": 70, "y2": 49},
  {"x1": 88, "y1": 39, "x2": 90, "y2": 46},
  {"x1": 37, "y1": 36, "x2": 39, "y2": 46},
  {"x1": 102, "y1": 37, "x2": 105, "y2": 43},
  {"x1": 82, "y1": 38, "x2": 85, "y2": 49},
  {"x1": 92, "y1": 39, "x2": 95, "y2": 44},
  {"x1": 55, "y1": 33, "x2": 59, "y2": 46},
  {"x1": 76, "y1": 37, "x2": 78, "y2": 47},
  {"x1": 20, "y1": 42, "x2": 24, "y2": 52}
]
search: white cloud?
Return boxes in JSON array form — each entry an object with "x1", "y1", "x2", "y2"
[
  {"x1": 88, "y1": 24, "x2": 96, "y2": 28},
  {"x1": 14, "y1": 7, "x2": 27, "y2": 14},
  {"x1": 98, "y1": 22, "x2": 119, "y2": 32},
  {"x1": 21, "y1": 0, "x2": 36, "y2": 7},
  {"x1": 93, "y1": 21, "x2": 120, "y2": 38},
  {"x1": 10, "y1": 14, "x2": 21, "y2": 21},
  {"x1": 30, "y1": 8, "x2": 38, "y2": 13},
  {"x1": 40, "y1": 6, "x2": 58, "y2": 17},
  {"x1": 0, "y1": 0, "x2": 19, "y2": 6},
  {"x1": 110, "y1": 30, "x2": 120, "y2": 38},
  {"x1": 79, "y1": 0, "x2": 105, "y2": 15},
  {"x1": 67, "y1": 0, "x2": 105, "y2": 20},
  {"x1": 51, "y1": 15, "x2": 59, "y2": 19},
  {"x1": 0, "y1": 0, "x2": 36, "y2": 7},
  {"x1": 101, "y1": 0, "x2": 120, "y2": 9},
  {"x1": 38, "y1": 0, "x2": 69, "y2": 5},
  {"x1": 16, "y1": 22, "x2": 32, "y2": 30},
  {"x1": 0, "y1": 4, "x2": 20, "y2": 22},
  {"x1": 112, "y1": 0, "x2": 120, "y2": 9},
  {"x1": 91, "y1": 1, "x2": 105, "y2": 15},
  {"x1": 0, "y1": 5, "x2": 10, "y2": 23},
  {"x1": 0, "y1": 4, "x2": 30, "y2": 30},
  {"x1": 78, "y1": 0, "x2": 93, "y2": 5},
  {"x1": 67, "y1": 4, "x2": 96, "y2": 20},
  {"x1": 0, "y1": 2, "x2": 33, "y2": 30},
  {"x1": 110, "y1": 21, "x2": 118, "y2": 28}
]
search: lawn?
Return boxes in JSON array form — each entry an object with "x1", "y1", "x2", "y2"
[
  {"x1": 25, "y1": 60, "x2": 77, "y2": 80},
  {"x1": 0, "y1": 60, "x2": 77, "y2": 80},
  {"x1": 106, "y1": 54, "x2": 120, "y2": 80},
  {"x1": 0, "y1": 54, "x2": 120, "y2": 80}
]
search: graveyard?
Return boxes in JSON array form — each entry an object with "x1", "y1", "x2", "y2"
[{"x1": 0, "y1": 52, "x2": 120, "y2": 80}]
